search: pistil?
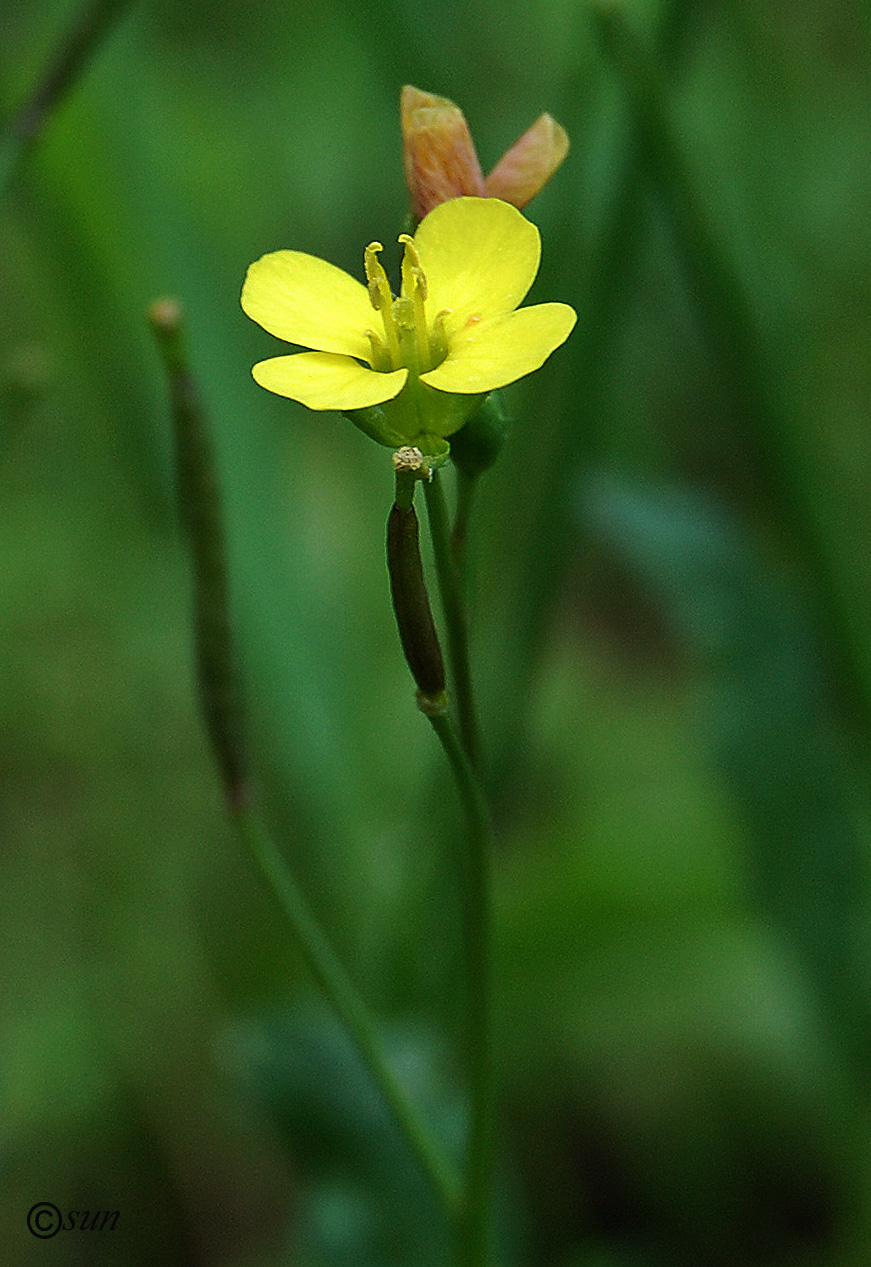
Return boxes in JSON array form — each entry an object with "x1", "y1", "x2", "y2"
[{"x1": 393, "y1": 297, "x2": 421, "y2": 378}]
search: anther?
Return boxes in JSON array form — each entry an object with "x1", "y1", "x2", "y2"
[
  {"x1": 364, "y1": 242, "x2": 401, "y2": 365},
  {"x1": 398, "y1": 234, "x2": 428, "y2": 301},
  {"x1": 398, "y1": 234, "x2": 431, "y2": 368},
  {"x1": 364, "y1": 242, "x2": 392, "y2": 311}
]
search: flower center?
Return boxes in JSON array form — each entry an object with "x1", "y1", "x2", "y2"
[{"x1": 363, "y1": 237, "x2": 449, "y2": 378}]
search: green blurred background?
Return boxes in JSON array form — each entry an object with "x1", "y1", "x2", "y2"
[{"x1": 2, "y1": 1, "x2": 871, "y2": 1263}]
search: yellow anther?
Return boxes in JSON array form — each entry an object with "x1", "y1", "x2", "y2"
[
  {"x1": 364, "y1": 241, "x2": 392, "y2": 310},
  {"x1": 364, "y1": 242, "x2": 401, "y2": 365},
  {"x1": 399, "y1": 234, "x2": 432, "y2": 369},
  {"x1": 398, "y1": 234, "x2": 427, "y2": 301}
]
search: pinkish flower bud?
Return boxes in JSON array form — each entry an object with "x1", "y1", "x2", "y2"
[
  {"x1": 401, "y1": 85, "x2": 485, "y2": 221},
  {"x1": 400, "y1": 87, "x2": 569, "y2": 220},
  {"x1": 484, "y1": 113, "x2": 570, "y2": 209}
]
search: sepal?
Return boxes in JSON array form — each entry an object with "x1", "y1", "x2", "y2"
[{"x1": 342, "y1": 405, "x2": 407, "y2": 448}]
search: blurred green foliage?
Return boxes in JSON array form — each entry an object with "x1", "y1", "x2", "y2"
[{"x1": 2, "y1": 1, "x2": 871, "y2": 1264}]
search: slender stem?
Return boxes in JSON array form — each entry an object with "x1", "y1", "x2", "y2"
[
  {"x1": 231, "y1": 805, "x2": 461, "y2": 1220},
  {"x1": 389, "y1": 455, "x2": 494, "y2": 1258},
  {"x1": 0, "y1": 0, "x2": 135, "y2": 195},
  {"x1": 424, "y1": 710, "x2": 494, "y2": 1267},
  {"x1": 390, "y1": 458, "x2": 493, "y2": 1259},
  {"x1": 423, "y1": 470, "x2": 480, "y2": 769}
]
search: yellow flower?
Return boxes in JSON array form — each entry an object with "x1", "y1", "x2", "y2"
[{"x1": 241, "y1": 196, "x2": 576, "y2": 453}]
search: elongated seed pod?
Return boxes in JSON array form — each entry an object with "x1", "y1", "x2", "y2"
[
  {"x1": 150, "y1": 297, "x2": 249, "y2": 808},
  {"x1": 387, "y1": 503, "x2": 446, "y2": 697}
]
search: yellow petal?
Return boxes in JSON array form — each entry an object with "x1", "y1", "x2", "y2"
[
  {"x1": 413, "y1": 197, "x2": 541, "y2": 338},
  {"x1": 420, "y1": 302, "x2": 576, "y2": 395},
  {"x1": 242, "y1": 252, "x2": 375, "y2": 360},
  {"x1": 253, "y1": 353, "x2": 407, "y2": 411},
  {"x1": 484, "y1": 114, "x2": 569, "y2": 208}
]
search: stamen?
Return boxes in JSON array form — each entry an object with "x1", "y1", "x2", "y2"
[
  {"x1": 364, "y1": 242, "x2": 401, "y2": 366},
  {"x1": 365, "y1": 328, "x2": 391, "y2": 372},
  {"x1": 398, "y1": 234, "x2": 426, "y2": 299},
  {"x1": 430, "y1": 308, "x2": 452, "y2": 365},
  {"x1": 398, "y1": 234, "x2": 431, "y2": 368},
  {"x1": 364, "y1": 242, "x2": 391, "y2": 310}
]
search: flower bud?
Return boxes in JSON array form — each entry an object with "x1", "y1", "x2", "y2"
[
  {"x1": 401, "y1": 85, "x2": 569, "y2": 220},
  {"x1": 484, "y1": 113, "x2": 569, "y2": 209},
  {"x1": 401, "y1": 85, "x2": 485, "y2": 221}
]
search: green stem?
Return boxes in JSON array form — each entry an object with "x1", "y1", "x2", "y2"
[
  {"x1": 423, "y1": 709, "x2": 494, "y2": 1267},
  {"x1": 231, "y1": 805, "x2": 461, "y2": 1220},
  {"x1": 0, "y1": 0, "x2": 135, "y2": 195},
  {"x1": 423, "y1": 470, "x2": 480, "y2": 769},
  {"x1": 390, "y1": 460, "x2": 495, "y2": 1262}
]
